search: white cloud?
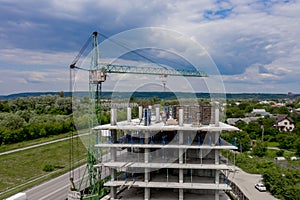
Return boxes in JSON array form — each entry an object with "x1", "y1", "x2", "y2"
[
  {"x1": 0, "y1": 69, "x2": 69, "y2": 95},
  {"x1": 0, "y1": 0, "x2": 300, "y2": 94},
  {"x1": 0, "y1": 48, "x2": 76, "y2": 66}
]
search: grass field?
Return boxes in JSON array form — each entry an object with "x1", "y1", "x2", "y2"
[
  {"x1": 266, "y1": 141, "x2": 280, "y2": 147},
  {"x1": 0, "y1": 129, "x2": 89, "y2": 153},
  {"x1": 0, "y1": 132, "x2": 72, "y2": 153},
  {"x1": 225, "y1": 148, "x2": 299, "y2": 174},
  {"x1": 0, "y1": 135, "x2": 88, "y2": 198}
]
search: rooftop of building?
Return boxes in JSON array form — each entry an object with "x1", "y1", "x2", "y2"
[{"x1": 93, "y1": 118, "x2": 239, "y2": 132}]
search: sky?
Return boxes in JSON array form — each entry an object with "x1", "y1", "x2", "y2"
[{"x1": 0, "y1": 0, "x2": 300, "y2": 95}]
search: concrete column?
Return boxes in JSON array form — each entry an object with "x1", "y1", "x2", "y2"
[
  {"x1": 144, "y1": 170, "x2": 150, "y2": 200},
  {"x1": 178, "y1": 108, "x2": 184, "y2": 200},
  {"x1": 214, "y1": 104, "x2": 220, "y2": 200},
  {"x1": 145, "y1": 132, "x2": 150, "y2": 181},
  {"x1": 179, "y1": 131, "x2": 183, "y2": 183},
  {"x1": 111, "y1": 108, "x2": 117, "y2": 126},
  {"x1": 215, "y1": 147, "x2": 220, "y2": 200},
  {"x1": 110, "y1": 108, "x2": 117, "y2": 199},
  {"x1": 139, "y1": 106, "x2": 143, "y2": 121},
  {"x1": 110, "y1": 146, "x2": 117, "y2": 199},
  {"x1": 127, "y1": 107, "x2": 131, "y2": 122},
  {"x1": 144, "y1": 132, "x2": 150, "y2": 200},
  {"x1": 156, "y1": 106, "x2": 160, "y2": 122},
  {"x1": 179, "y1": 109, "x2": 184, "y2": 126},
  {"x1": 110, "y1": 186, "x2": 117, "y2": 200},
  {"x1": 145, "y1": 167, "x2": 149, "y2": 182},
  {"x1": 145, "y1": 188, "x2": 150, "y2": 200},
  {"x1": 215, "y1": 190, "x2": 220, "y2": 200},
  {"x1": 215, "y1": 170, "x2": 220, "y2": 184},
  {"x1": 215, "y1": 105, "x2": 219, "y2": 127},
  {"x1": 179, "y1": 109, "x2": 184, "y2": 167},
  {"x1": 215, "y1": 149, "x2": 219, "y2": 165},
  {"x1": 145, "y1": 132, "x2": 149, "y2": 165},
  {"x1": 179, "y1": 189, "x2": 184, "y2": 200}
]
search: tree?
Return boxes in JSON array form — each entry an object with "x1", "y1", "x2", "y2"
[
  {"x1": 294, "y1": 138, "x2": 300, "y2": 156},
  {"x1": 277, "y1": 134, "x2": 298, "y2": 150},
  {"x1": 226, "y1": 106, "x2": 245, "y2": 118},
  {"x1": 0, "y1": 95, "x2": 76, "y2": 145},
  {"x1": 0, "y1": 100, "x2": 10, "y2": 112},
  {"x1": 276, "y1": 150, "x2": 284, "y2": 157},
  {"x1": 263, "y1": 167, "x2": 300, "y2": 200},
  {"x1": 252, "y1": 140, "x2": 267, "y2": 157},
  {"x1": 221, "y1": 131, "x2": 251, "y2": 152},
  {"x1": 245, "y1": 121, "x2": 262, "y2": 139},
  {"x1": 270, "y1": 106, "x2": 290, "y2": 115},
  {"x1": 0, "y1": 112, "x2": 25, "y2": 130},
  {"x1": 152, "y1": 96, "x2": 161, "y2": 104},
  {"x1": 57, "y1": 91, "x2": 65, "y2": 97}
]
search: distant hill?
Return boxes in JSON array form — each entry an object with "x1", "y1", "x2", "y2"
[
  {"x1": 0, "y1": 91, "x2": 299, "y2": 100},
  {"x1": 0, "y1": 92, "x2": 71, "y2": 99}
]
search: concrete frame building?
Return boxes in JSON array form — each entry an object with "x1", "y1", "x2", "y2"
[{"x1": 94, "y1": 104, "x2": 238, "y2": 200}]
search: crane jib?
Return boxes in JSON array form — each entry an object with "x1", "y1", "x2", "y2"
[
  {"x1": 103, "y1": 64, "x2": 207, "y2": 77},
  {"x1": 72, "y1": 64, "x2": 207, "y2": 77}
]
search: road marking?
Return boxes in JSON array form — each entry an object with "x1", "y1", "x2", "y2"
[
  {"x1": 38, "y1": 171, "x2": 88, "y2": 200},
  {"x1": 38, "y1": 184, "x2": 69, "y2": 200}
]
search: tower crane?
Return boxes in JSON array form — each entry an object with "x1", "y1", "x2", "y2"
[
  {"x1": 69, "y1": 31, "x2": 207, "y2": 200},
  {"x1": 70, "y1": 32, "x2": 207, "y2": 88}
]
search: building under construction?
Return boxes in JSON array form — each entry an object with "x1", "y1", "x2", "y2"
[
  {"x1": 93, "y1": 104, "x2": 238, "y2": 200},
  {"x1": 69, "y1": 31, "x2": 238, "y2": 200}
]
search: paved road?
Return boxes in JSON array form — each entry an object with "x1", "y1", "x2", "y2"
[
  {"x1": 25, "y1": 152, "x2": 110, "y2": 200},
  {"x1": 267, "y1": 147, "x2": 280, "y2": 151},
  {"x1": 0, "y1": 133, "x2": 88, "y2": 156},
  {"x1": 25, "y1": 165, "x2": 87, "y2": 200},
  {"x1": 25, "y1": 165, "x2": 278, "y2": 200},
  {"x1": 16, "y1": 145, "x2": 278, "y2": 200},
  {"x1": 228, "y1": 167, "x2": 278, "y2": 200}
]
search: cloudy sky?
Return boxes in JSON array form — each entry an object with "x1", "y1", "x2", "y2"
[{"x1": 0, "y1": 0, "x2": 300, "y2": 95}]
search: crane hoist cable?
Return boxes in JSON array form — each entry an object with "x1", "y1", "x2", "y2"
[
  {"x1": 70, "y1": 31, "x2": 168, "y2": 70},
  {"x1": 70, "y1": 32, "x2": 96, "y2": 69},
  {"x1": 96, "y1": 32, "x2": 168, "y2": 70}
]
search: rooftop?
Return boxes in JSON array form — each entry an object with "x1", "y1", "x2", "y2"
[{"x1": 93, "y1": 119, "x2": 239, "y2": 132}]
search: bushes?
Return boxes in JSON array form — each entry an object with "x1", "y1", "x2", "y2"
[
  {"x1": 0, "y1": 115, "x2": 74, "y2": 144},
  {"x1": 228, "y1": 151, "x2": 300, "y2": 200},
  {"x1": 277, "y1": 134, "x2": 299, "y2": 150},
  {"x1": 5, "y1": 95, "x2": 72, "y2": 115},
  {"x1": 0, "y1": 95, "x2": 75, "y2": 145},
  {"x1": 252, "y1": 140, "x2": 267, "y2": 157},
  {"x1": 42, "y1": 164, "x2": 55, "y2": 172},
  {"x1": 276, "y1": 150, "x2": 284, "y2": 157},
  {"x1": 263, "y1": 167, "x2": 300, "y2": 200}
]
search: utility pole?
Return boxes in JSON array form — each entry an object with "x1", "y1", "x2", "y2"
[{"x1": 261, "y1": 124, "x2": 264, "y2": 142}]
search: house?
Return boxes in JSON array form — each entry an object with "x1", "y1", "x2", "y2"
[
  {"x1": 226, "y1": 117, "x2": 259, "y2": 125},
  {"x1": 273, "y1": 114, "x2": 295, "y2": 132},
  {"x1": 287, "y1": 106, "x2": 293, "y2": 113},
  {"x1": 259, "y1": 100, "x2": 273, "y2": 104},
  {"x1": 251, "y1": 108, "x2": 271, "y2": 117},
  {"x1": 271, "y1": 103, "x2": 285, "y2": 107},
  {"x1": 296, "y1": 108, "x2": 300, "y2": 115}
]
